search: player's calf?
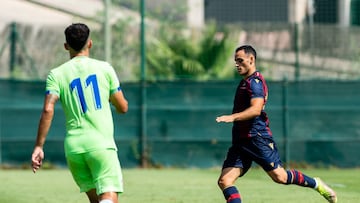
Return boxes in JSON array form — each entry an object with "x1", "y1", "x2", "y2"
[
  {"x1": 285, "y1": 169, "x2": 316, "y2": 188},
  {"x1": 223, "y1": 186, "x2": 242, "y2": 203}
]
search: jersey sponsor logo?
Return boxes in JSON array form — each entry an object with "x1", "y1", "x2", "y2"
[{"x1": 268, "y1": 142, "x2": 274, "y2": 150}]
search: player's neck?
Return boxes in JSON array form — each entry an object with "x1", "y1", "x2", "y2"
[
  {"x1": 242, "y1": 67, "x2": 257, "y2": 79},
  {"x1": 70, "y1": 50, "x2": 89, "y2": 59}
]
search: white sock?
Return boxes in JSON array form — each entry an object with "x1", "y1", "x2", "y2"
[{"x1": 99, "y1": 199, "x2": 113, "y2": 203}]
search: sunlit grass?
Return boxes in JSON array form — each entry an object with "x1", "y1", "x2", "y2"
[{"x1": 0, "y1": 168, "x2": 358, "y2": 203}]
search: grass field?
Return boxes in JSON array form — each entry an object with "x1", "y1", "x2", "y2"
[{"x1": 0, "y1": 167, "x2": 358, "y2": 203}]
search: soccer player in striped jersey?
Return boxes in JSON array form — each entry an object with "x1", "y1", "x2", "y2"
[
  {"x1": 216, "y1": 45, "x2": 337, "y2": 203},
  {"x1": 31, "y1": 23, "x2": 128, "y2": 203}
]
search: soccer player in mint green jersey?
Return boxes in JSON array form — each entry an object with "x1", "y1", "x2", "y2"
[{"x1": 31, "y1": 23, "x2": 128, "y2": 203}]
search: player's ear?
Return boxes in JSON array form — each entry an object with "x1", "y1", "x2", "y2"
[
  {"x1": 88, "y1": 39, "x2": 93, "y2": 49},
  {"x1": 64, "y1": 43, "x2": 70, "y2": 51},
  {"x1": 250, "y1": 55, "x2": 255, "y2": 65}
]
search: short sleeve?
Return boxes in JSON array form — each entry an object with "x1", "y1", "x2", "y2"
[
  {"x1": 45, "y1": 71, "x2": 60, "y2": 97},
  {"x1": 107, "y1": 64, "x2": 121, "y2": 95},
  {"x1": 250, "y1": 77, "x2": 265, "y2": 98}
]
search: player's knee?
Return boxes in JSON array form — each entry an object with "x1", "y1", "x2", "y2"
[
  {"x1": 268, "y1": 168, "x2": 288, "y2": 184},
  {"x1": 99, "y1": 199, "x2": 113, "y2": 203},
  {"x1": 271, "y1": 174, "x2": 287, "y2": 184},
  {"x1": 217, "y1": 177, "x2": 224, "y2": 188},
  {"x1": 99, "y1": 191, "x2": 118, "y2": 203},
  {"x1": 218, "y1": 177, "x2": 232, "y2": 189},
  {"x1": 86, "y1": 189, "x2": 98, "y2": 203}
]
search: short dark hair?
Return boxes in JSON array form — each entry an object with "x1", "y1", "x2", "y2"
[
  {"x1": 64, "y1": 23, "x2": 90, "y2": 52},
  {"x1": 235, "y1": 45, "x2": 257, "y2": 60}
]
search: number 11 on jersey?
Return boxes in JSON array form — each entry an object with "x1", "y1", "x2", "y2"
[{"x1": 70, "y1": 74, "x2": 102, "y2": 113}]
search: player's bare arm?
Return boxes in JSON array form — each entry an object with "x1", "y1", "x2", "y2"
[
  {"x1": 216, "y1": 97, "x2": 264, "y2": 123},
  {"x1": 32, "y1": 94, "x2": 58, "y2": 173},
  {"x1": 110, "y1": 90, "x2": 128, "y2": 114}
]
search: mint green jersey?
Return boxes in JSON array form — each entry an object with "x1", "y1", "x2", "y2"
[{"x1": 46, "y1": 56, "x2": 121, "y2": 155}]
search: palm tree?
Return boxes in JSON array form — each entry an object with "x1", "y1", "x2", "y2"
[{"x1": 146, "y1": 22, "x2": 234, "y2": 81}]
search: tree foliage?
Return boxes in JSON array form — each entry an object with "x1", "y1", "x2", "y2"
[
  {"x1": 98, "y1": 1, "x2": 236, "y2": 81},
  {"x1": 146, "y1": 22, "x2": 234, "y2": 80}
]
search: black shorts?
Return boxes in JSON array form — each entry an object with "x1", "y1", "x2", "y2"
[{"x1": 222, "y1": 134, "x2": 282, "y2": 175}]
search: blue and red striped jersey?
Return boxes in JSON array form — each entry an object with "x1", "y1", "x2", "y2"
[{"x1": 231, "y1": 71, "x2": 272, "y2": 143}]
